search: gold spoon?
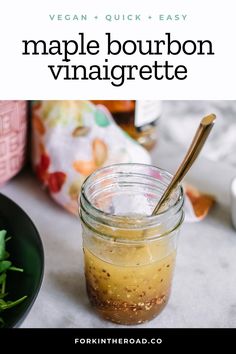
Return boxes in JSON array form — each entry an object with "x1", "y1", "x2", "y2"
[{"x1": 152, "y1": 114, "x2": 216, "y2": 215}]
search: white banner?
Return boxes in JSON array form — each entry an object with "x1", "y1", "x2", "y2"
[{"x1": 0, "y1": 0, "x2": 235, "y2": 99}]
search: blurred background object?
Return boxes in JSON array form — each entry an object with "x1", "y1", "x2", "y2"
[
  {"x1": 92, "y1": 100, "x2": 162, "y2": 150},
  {"x1": 231, "y1": 177, "x2": 236, "y2": 230},
  {"x1": 31, "y1": 100, "x2": 150, "y2": 215},
  {"x1": 160, "y1": 101, "x2": 236, "y2": 167},
  {"x1": 0, "y1": 101, "x2": 27, "y2": 185}
]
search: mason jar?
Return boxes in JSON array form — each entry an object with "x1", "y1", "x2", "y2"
[{"x1": 79, "y1": 163, "x2": 184, "y2": 325}]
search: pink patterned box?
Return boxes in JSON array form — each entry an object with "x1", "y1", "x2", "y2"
[{"x1": 0, "y1": 101, "x2": 27, "y2": 185}]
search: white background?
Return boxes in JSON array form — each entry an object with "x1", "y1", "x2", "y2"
[{"x1": 0, "y1": 0, "x2": 235, "y2": 99}]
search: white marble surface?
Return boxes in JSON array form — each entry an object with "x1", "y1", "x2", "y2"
[{"x1": 1, "y1": 137, "x2": 236, "y2": 328}]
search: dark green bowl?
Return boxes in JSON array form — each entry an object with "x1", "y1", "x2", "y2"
[{"x1": 0, "y1": 194, "x2": 44, "y2": 328}]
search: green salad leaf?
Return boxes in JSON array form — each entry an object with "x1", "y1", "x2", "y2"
[
  {"x1": 0, "y1": 230, "x2": 7, "y2": 260},
  {"x1": 0, "y1": 230, "x2": 27, "y2": 327}
]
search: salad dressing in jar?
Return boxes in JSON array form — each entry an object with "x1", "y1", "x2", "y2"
[{"x1": 80, "y1": 163, "x2": 184, "y2": 325}]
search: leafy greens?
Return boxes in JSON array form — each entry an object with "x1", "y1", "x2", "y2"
[{"x1": 0, "y1": 230, "x2": 27, "y2": 327}]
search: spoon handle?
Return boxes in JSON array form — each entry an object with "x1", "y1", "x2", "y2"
[{"x1": 152, "y1": 114, "x2": 216, "y2": 215}]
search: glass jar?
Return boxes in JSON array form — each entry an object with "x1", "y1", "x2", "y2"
[
  {"x1": 79, "y1": 163, "x2": 184, "y2": 325},
  {"x1": 91, "y1": 101, "x2": 162, "y2": 151}
]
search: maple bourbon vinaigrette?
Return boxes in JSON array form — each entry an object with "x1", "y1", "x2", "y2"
[{"x1": 79, "y1": 164, "x2": 184, "y2": 325}]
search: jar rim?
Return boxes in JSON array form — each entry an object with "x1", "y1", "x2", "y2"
[{"x1": 79, "y1": 163, "x2": 184, "y2": 232}]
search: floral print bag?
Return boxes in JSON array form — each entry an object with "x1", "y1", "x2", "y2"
[{"x1": 31, "y1": 101, "x2": 151, "y2": 215}]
